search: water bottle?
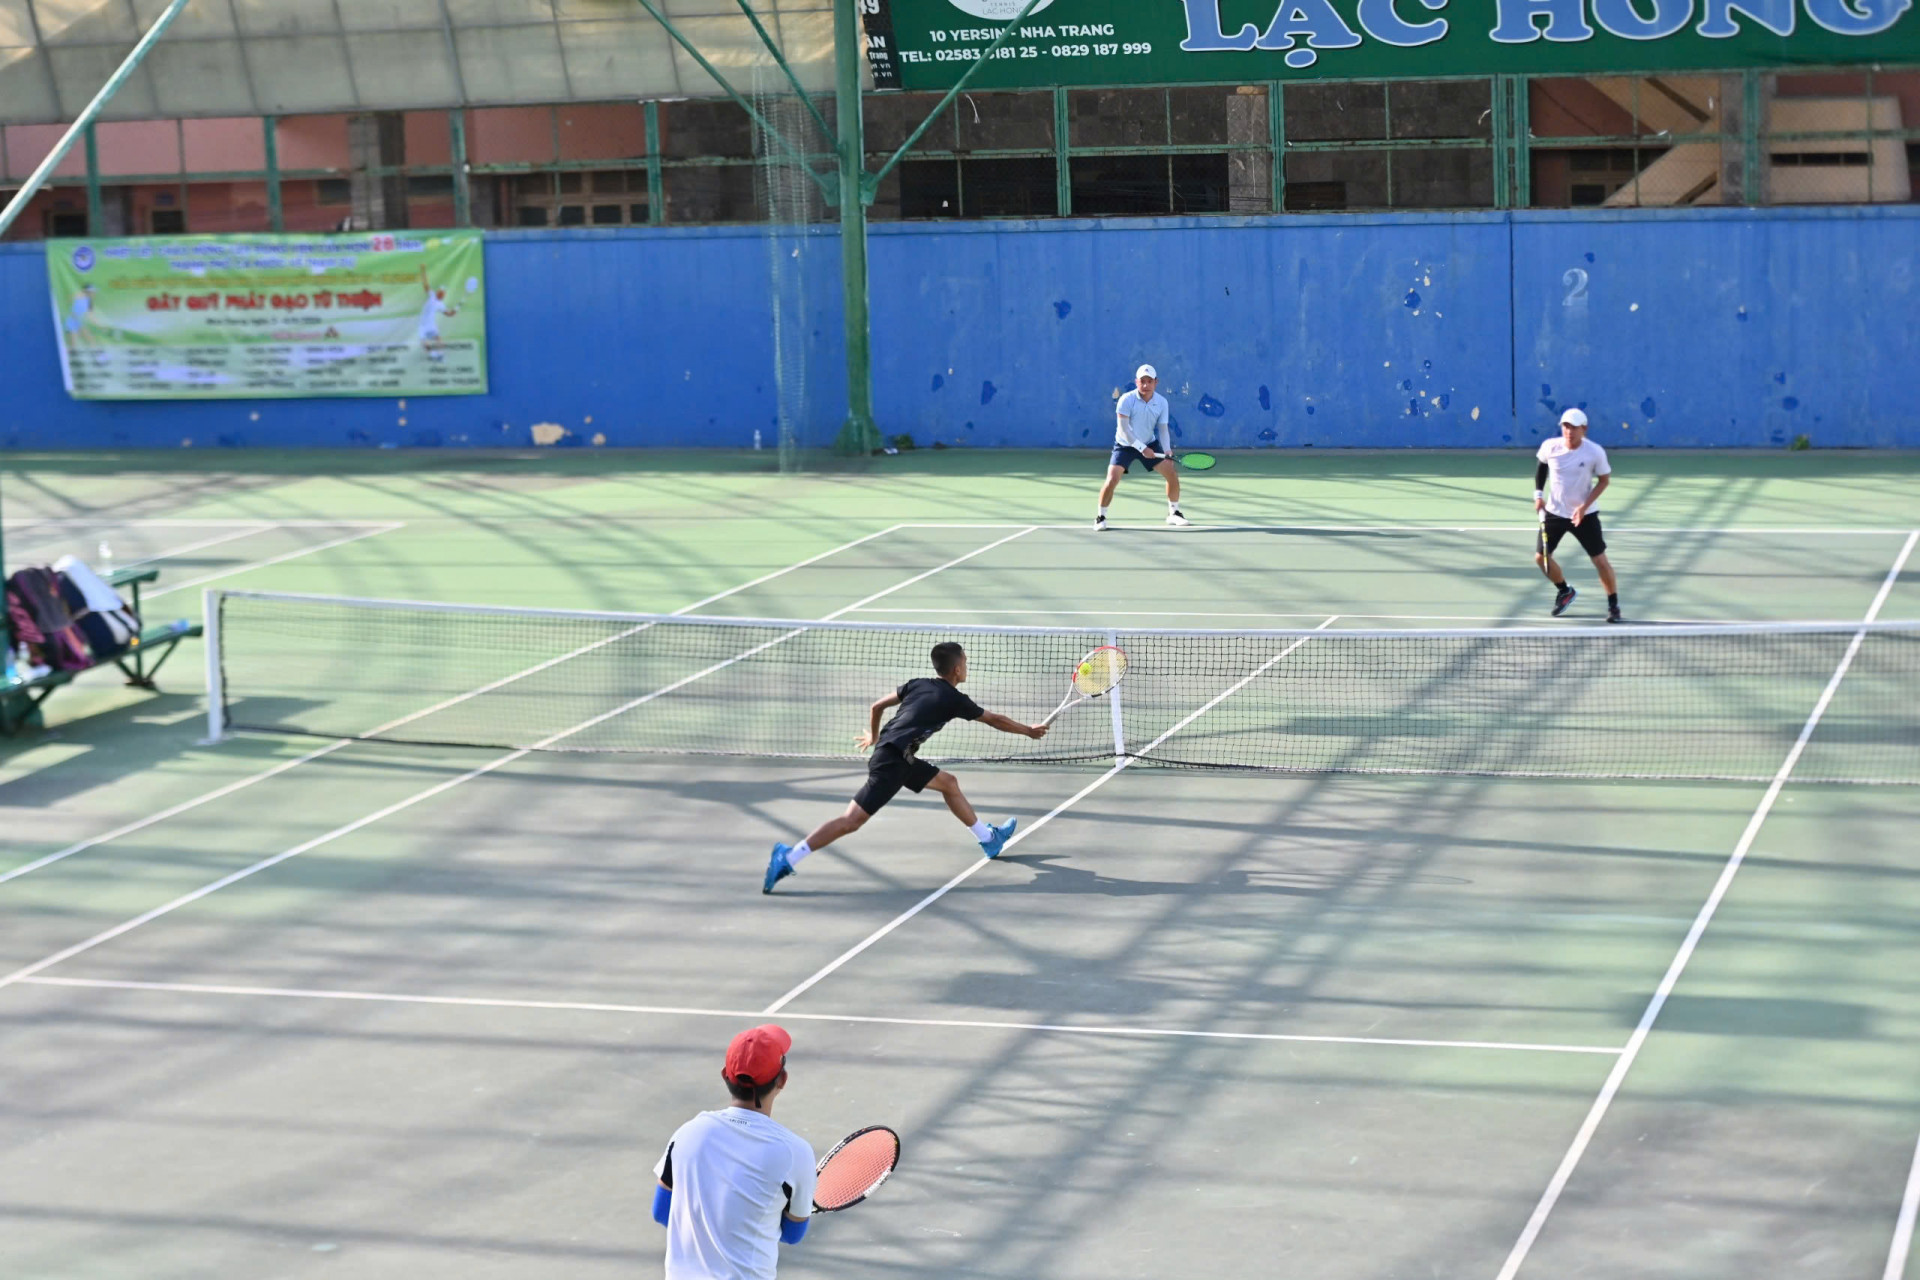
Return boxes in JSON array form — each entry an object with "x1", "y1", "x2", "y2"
[
  {"x1": 753, "y1": 429, "x2": 763, "y2": 451},
  {"x1": 98, "y1": 540, "x2": 113, "y2": 572},
  {"x1": 3, "y1": 644, "x2": 17, "y2": 687}
]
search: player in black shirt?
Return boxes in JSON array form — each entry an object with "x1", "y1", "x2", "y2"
[{"x1": 763, "y1": 641, "x2": 1048, "y2": 893}]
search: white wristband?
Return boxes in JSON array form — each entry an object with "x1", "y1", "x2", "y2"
[{"x1": 1533, "y1": 490, "x2": 1544, "y2": 501}]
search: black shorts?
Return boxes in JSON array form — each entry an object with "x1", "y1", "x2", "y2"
[
  {"x1": 1109, "y1": 445, "x2": 1171, "y2": 473},
  {"x1": 1543, "y1": 512, "x2": 1607, "y2": 558},
  {"x1": 853, "y1": 744, "x2": 941, "y2": 815}
]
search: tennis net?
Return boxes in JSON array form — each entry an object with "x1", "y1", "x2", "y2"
[{"x1": 206, "y1": 589, "x2": 1920, "y2": 785}]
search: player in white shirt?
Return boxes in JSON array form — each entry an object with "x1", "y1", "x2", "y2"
[
  {"x1": 1097, "y1": 363, "x2": 1188, "y2": 529},
  {"x1": 654, "y1": 1025, "x2": 817, "y2": 1280},
  {"x1": 1534, "y1": 408, "x2": 1622, "y2": 622}
]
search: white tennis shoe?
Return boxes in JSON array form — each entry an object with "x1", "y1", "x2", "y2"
[
  {"x1": 1095, "y1": 514, "x2": 1110, "y2": 531},
  {"x1": 1166, "y1": 509, "x2": 1190, "y2": 527}
]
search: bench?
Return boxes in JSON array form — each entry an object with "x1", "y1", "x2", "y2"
[{"x1": 1, "y1": 565, "x2": 203, "y2": 734}]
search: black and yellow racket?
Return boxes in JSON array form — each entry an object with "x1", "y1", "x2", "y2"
[
  {"x1": 1535, "y1": 507, "x2": 1554, "y2": 580},
  {"x1": 814, "y1": 1126, "x2": 900, "y2": 1213},
  {"x1": 1038, "y1": 645, "x2": 1129, "y2": 728},
  {"x1": 1177, "y1": 452, "x2": 1217, "y2": 471}
]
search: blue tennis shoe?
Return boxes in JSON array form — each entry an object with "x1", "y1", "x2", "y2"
[
  {"x1": 979, "y1": 819, "x2": 1018, "y2": 859},
  {"x1": 763, "y1": 843, "x2": 795, "y2": 894}
]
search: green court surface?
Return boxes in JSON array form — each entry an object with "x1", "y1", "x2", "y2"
[{"x1": 3, "y1": 450, "x2": 1920, "y2": 1280}]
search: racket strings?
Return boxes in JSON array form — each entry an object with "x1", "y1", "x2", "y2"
[
  {"x1": 1073, "y1": 646, "x2": 1127, "y2": 696},
  {"x1": 815, "y1": 1129, "x2": 899, "y2": 1210}
]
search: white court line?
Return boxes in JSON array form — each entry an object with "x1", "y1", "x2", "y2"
[
  {"x1": 849, "y1": 608, "x2": 1764, "y2": 624},
  {"x1": 892, "y1": 522, "x2": 1912, "y2": 535},
  {"x1": 1, "y1": 524, "x2": 909, "y2": 888},
  {"x1": 114, "y1": 524, "x2": 275, "y2": 569},
  {"x1": 147, "y1": 525, "x2": 400, "y2": 598},
  {"x1": 143, "y1": 523, "x2": 407, "y2": 599},
  {"x1": 1496, "y1": 527, "x2": 1920, "y2": 1280},
  {"x1": 0, "y1": 526, "x2": 1036, "y2": 985},
  {"x1": 761, "y1": 615, "x2": 1341, "y2": 1016},
  {"x1": 2, "y1": 518, "x2": 402, "y2": 529},
  {"x1": 13, "y1": 976, "x2": 1621, "y2": 1056},
  {"x1": 1887, "y1": 1130, "x2": 1920, "y2": 1280}
]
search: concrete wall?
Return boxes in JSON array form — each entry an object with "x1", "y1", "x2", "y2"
[{"x1": 2, "y1": 205, "x2": 1915, "y2": 450}]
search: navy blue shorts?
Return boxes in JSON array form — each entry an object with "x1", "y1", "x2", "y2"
[{"x1": 1109, "y1": 445, "x2": 1171, "y2": 473}]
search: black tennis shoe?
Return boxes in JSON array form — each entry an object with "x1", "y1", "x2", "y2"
[
  {"x1": 1552, "y1": 584, "x2": 1576, "y2": 617},
  {"x1": 1607, "y1": 603, "x2": 1623, "y2": 623}
]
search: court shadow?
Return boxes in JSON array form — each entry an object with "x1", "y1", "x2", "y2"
[
  {"x1": 1625, "y1": 994, "x2": 1873, "y2": 1039},
  {"x1": 988, "y1": 852, "x2": 1371, "y2": 898}
]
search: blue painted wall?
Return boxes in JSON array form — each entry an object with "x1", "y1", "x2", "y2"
[{"x1": 2, "y1": 206, "x2": 1914, "y2": 449}]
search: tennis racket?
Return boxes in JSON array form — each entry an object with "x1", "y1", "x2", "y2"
[
  {"x1": 1535, "y1": 507, "x2": 1555, "y2": 579},
  {"x1": 1038, "y1": 645, "x2": 1129, "y2": 729},
  {"x1": 1177, "y1": 451, "x2": 1217, "y2": 471},
  {"x1": 813, "y1": 1126, "x2": 900, "y2": 1213}
]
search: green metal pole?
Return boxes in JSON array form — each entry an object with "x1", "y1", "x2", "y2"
[
  {"x1": 831, "y1": 0, "x2": 878, "y2": 455},
  {"x1": 264, "y1": 116, "x2": 283, "y2": 232},
  {"x1": 84, "y1": 124, "x2": 103, "y2": 233},
  {"x1": 645, "y1": 102, "x2": 664, "y2": 225},
  {"x1": 1512, "y1": 75, "x2": 1530, "y2": 209},
  {"x1": 1270, "y1": 82, "x2": 1284, "y2": 212},
  {"x1": 1492, "y1": 77, "x2": 1511, "y2": 209},
  {"x1": 1054, "y1": 86, "x2": 1071, "y2": 217},
  {"x1": 0, "y1": 0, "x2": 194, "y2": 240},
  {"x1": 449, "y1": 108, "x2": 471, "y2": 228}
]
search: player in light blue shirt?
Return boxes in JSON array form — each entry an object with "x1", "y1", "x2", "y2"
[{"x1": 1097, "y1": 364, "x2": 1187, "y2": 529}]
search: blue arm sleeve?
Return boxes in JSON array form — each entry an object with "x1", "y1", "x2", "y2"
[
  {"x1": 652, "y1": 1185, "x2": 672, "y2": 1226},
  {"x1": 780, "y1": 1216, "x2": 810, "y2": 1245}
]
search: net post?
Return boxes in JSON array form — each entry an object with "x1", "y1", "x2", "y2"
[
  {"x1": 202, "y1": 588, "x2": 226, "y2": 743},
  {"x1": 1107, "y1": 631, "x2": 1125, "y2": 764}
]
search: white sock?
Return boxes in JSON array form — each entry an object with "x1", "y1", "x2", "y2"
[
  {"x1": 1169, "y1": 499, "x2": 1181, "y2": 512},
  {"x1": 787, "y1": 840, "x2": 813, "y2": 865},
  {"x1": 1097, "y1": 506, "x2": 1109, "y2": 518},
  {"x1": 969, "y1": 820, "x2": 993, "y2": 841}
]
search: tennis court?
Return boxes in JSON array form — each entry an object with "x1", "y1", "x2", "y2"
[{"x1": 4, "y1": 450, "x2": 1920, "y2": 1279}]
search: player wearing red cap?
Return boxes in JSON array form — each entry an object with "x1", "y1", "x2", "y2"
[{"x1": 653, "y1": 1026, "x2": 817, "y2": 1279}]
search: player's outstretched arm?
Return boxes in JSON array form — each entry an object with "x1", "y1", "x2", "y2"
[
  {"x1": 979, "y1": 710, "x2": 1047, "y2": 740},
  {"x1": 856, "y1": 691, "x2": 902, "y2": 750}
]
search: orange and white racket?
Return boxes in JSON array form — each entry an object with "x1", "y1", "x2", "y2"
[{"x1": 813, "y1": 1126, "x2": 900, "y2": 1213}]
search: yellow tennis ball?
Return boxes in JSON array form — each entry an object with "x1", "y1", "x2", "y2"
[{"x1": 1077, "y1": 663, "x2": 1091, "y2": 678}]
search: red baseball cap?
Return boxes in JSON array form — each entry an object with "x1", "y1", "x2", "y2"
[{"x1": 723, "y1": 1024, "x2": 792, "y2": 1087}]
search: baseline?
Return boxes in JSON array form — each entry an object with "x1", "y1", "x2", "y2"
[
  {"x1": 1495, "y1": 528, "x2": 1920, "y2": 1280},
  {"x1": 12, "y1": 975, "x2": 1621, "y2": 1057},
  {"x1": 2, "y1": 523, "x2": 909, "y2": 887},
  {"x1": 0, "y1": 527, "x2": 1037, "y2": 983},
  {"x1": 760, "y1": 615, "x2": 1341, "y2": 1016}
]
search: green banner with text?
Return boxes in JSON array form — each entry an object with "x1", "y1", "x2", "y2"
[
  {"x1": 47, "y1": 231, "x2": 487, "y2": 400},
  {"x1": 862, "y1": 0, "x2": 1920, "y2": 89}
]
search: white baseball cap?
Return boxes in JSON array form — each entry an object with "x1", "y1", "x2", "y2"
[
  {"x1": 1559, "y1": 408, "x2": 1588, "y2": 428},
  {"x1": 1135, "y1": 364, "x2": 1157, "y2": 381}
]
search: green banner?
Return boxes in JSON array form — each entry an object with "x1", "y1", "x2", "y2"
[
  {"x1": 47, "y1": 232, "x2": 487, "y2": 400},
  {"x1": 863, "y1": 0, "x2": 1920, "y2": 89}
]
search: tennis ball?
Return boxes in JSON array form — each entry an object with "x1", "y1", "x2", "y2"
[{"x1": 1077, "y1": 663, "x2": 1091, "y2": 677}]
